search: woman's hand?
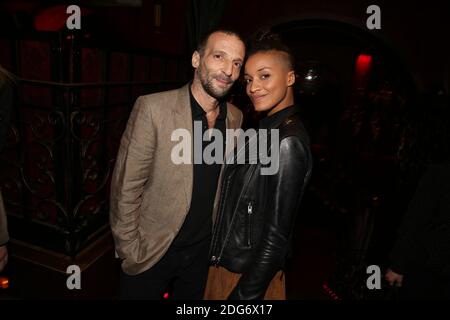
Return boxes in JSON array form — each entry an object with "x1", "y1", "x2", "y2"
[{"x1": 385, "y1": 268, "x2": 403, "y2": 287}]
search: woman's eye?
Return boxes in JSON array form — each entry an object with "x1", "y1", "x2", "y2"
[
  {"x1": 244, "y1": 78, "x2": 252, "y2": 84},
  {"x1": 261, "y1": 74, "x2": 270, "y2": 80}
]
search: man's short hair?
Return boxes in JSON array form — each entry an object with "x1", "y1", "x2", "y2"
[{"x1": 196, "y1": 29, "x2": 245, "y2": 56}]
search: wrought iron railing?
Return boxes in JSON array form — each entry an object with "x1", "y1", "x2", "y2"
[{"x1": 0, "y1": 78, "x2": 185, "y2": 257}]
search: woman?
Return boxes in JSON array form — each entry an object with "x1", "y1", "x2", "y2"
[{"x1": 204, "y1": 33, "x2": 313, "y2": 300}]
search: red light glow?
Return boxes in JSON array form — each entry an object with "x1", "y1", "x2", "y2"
[
  {"x1": 353, "y1": 54, "x2": 373, "y2": 89},
  {"x1": 0, "y1": 277, "x2": 9, "y2": 289}
]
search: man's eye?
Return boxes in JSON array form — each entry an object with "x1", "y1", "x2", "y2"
[
  {"x1": 234, "y1": 62, "x2": 242, "y2": 68},
  {"x1": 214, "y1": 54, "x2": 223, "y2": 59}
]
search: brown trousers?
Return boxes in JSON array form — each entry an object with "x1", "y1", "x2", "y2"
[{"x1": 204, "y1": 266, "x2": 286, "y2": 300}]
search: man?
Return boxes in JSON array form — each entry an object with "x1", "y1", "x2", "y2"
[{"x1": 110, "y1": 30, "x2": 245, "y2": 299}]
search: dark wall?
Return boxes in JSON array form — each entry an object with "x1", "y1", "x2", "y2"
[
  {"x1": 0, "y1": 0, "x2": 190, "y2": 55},
  {"x1": 220, "y1": 0, "x2": 449, "y2": 93},
  {"x1": 93, "y1": 0, "x2": 189, "y2": 55},
  {"x1": 3, "y1": 0, "x2": 448, "y2": 93}
]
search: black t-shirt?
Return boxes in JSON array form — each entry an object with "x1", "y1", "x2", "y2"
[{"x1": 171, "y1": 88, "x2": 227, "y2": 248}]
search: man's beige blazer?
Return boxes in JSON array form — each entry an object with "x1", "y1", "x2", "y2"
[{"x1": 110, "y1": 84, "x2": 243, "y2": 275}]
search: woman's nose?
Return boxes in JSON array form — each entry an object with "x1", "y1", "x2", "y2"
[{"x1": 249, "y1": 79, "x2": 260, "y2": 93}]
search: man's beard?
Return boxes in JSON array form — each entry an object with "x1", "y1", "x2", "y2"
[{"x1": 198, "y1": 68, "x2": 232, "y2": 99}]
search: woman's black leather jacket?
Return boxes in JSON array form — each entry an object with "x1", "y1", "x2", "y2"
[{"x1": 209, "y1": 106, "x2": 313, "y2": 299}]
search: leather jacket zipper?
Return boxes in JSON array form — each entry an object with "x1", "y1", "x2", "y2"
[
  {"x1": 214, "y1": 165, "x2": 257, "y2": 265},
  {"x1": 246, "y1": 201, "x2": 253, "y2": 247},
  {"x1": 210, "y1": 169, "x2": 232, "y2": 265},
  {"x1": 210, "y1": 133, "x2": 258, "y2": 266}
]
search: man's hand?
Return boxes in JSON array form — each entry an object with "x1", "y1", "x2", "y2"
[
  {"x1": 0, "y1": 245, "x2": 8, "y2": 272},
  {"x1": 385, "y1": 268, "x2": 403, "y2": 287}
]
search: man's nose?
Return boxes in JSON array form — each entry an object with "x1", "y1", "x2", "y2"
[{"x1": 222, "y1": 61, "x2": 233, "y2": 77}]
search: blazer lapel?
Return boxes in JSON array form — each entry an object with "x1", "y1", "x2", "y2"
[
  {"x1": 224, "y1": 103, "x2": 241, "y2": 160},
  {"x1": 212, "y1": 103, "x2": 242, "y2": 224},
  {"x1": 172, "y1": 84, "x2": 193, "y2": 207}
]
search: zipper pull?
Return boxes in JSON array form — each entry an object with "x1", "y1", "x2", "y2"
[
  {"x1": 248, "y1": 201, "x2": 253, "y2": 214},
  {"x1": 211, "y1": 256, "x2": 220, "y2": 267}
]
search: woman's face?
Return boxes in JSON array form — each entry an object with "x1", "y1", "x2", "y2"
[{"x1": 244, "y1": 51, "x2": 295, "y2": 115}]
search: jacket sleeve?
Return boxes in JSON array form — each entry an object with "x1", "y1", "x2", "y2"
[
  {"x1": 0, "y1": 191, "x2": 9, "y2": 246},
  {"x1": 0, "y1": 81, "x2": 13, "y2": 152},
  {"x1": 0, "y1": 81, "x2": 14, "y2": 245},
  {"x1": 228, "y1": 136, "x2": 312, "y2": 299},
  {"x1": 389, "y1": 165, "x2": 439, "y2": 274},
  {"x1": 109, "y1": 96, "x2": 156, "y2": 265}
]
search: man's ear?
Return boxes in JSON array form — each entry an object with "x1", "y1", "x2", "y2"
[
  {"x1": 192, "y1": 51, "x2": 200, "y2": 68},
  {"x1": 287, "y1": 70, "x2": 296, "y2": 87}
]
